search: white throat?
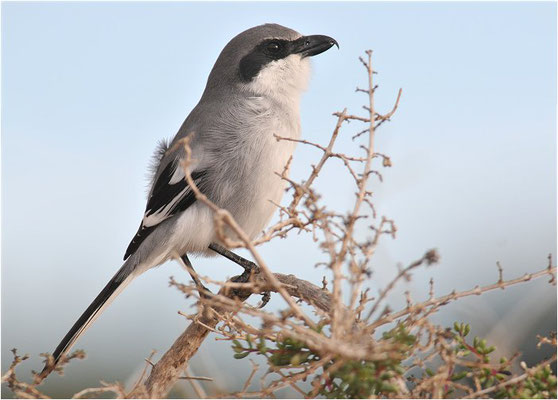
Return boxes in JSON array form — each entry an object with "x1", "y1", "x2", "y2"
[{"x1": 244, "y1": 54, "x2": 311, "y2": 107}]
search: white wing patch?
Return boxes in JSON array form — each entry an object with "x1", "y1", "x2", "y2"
[
  {"x1": 143, "y1": 186, "x2": 190, "y2": 228},
  {"x1": 169, "y1": 165, "x2": 185, "y2": 185}
]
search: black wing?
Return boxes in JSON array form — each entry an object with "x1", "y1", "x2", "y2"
[{"x1": 124, "y1": 160, "x2": 206, "y2": 260}]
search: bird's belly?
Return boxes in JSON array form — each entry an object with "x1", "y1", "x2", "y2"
[
  {"x1": 226, "y1": 120, "x2": 298, "y2": 241},
  {"x1": 169, "y1": 132, "x2": 297, "y2": 257},
  {"x1": 241, "y1": 167, "x2": 288, "y2": 238}
]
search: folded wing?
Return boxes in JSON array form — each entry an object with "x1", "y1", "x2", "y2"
[{"x1": 124, "y1": 160, "x2": 207, "y2": 260}]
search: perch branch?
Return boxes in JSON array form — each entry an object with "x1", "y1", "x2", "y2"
[{"x1": 129, "y1": 272, "x2": 331, "y2": 398}]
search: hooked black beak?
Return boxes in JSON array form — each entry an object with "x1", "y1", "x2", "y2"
[{"x1": 293, "y1": 35, "x2": 339, "y2": 58}]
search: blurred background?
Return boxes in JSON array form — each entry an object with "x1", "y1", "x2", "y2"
[{"x1": 2, "y1": 2, "x2": 556, "y2": 398}]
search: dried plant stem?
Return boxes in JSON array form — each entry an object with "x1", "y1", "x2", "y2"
[
  {"x1": 368, "y1": 265, "x2": 557, "y2": 332},
  {"x1": 129, "y1": 272, "x2": 331, "y2": 398},
  {"x1": 463, "y1": 353, "x2": 557, "y2": 399},
  {"x1": 4, "y1": 49, "x2": 554, "y2": 400}
]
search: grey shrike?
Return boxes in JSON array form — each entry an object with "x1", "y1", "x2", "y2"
[{"x1": 41, "y1": 23, "x2": 337, "y2": 377}]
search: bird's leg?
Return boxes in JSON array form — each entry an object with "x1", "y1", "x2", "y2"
[
  {"x1": 180, "y1": 254, "x2": 212, "y2": 299},
  {"x1": 208, "y1": 242, "x2": 270, "y2": 308},
  {"x1": 208, "y1": 242, "x2": 259, "y2": 275}
]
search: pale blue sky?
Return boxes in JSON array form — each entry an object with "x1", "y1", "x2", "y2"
[{"x1": 2, "y1": 2, "x2": 556, "y2": 397}]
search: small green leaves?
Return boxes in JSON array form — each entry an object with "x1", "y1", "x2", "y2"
[
  {"x1": 320, "y1": 358, "x2": 407, "y2": 398},
  {"x1": 231, "y1": 340, "x2": 244, "y2": 354},
  {"x1": 471, "y1": 336, "x2": 495, "y2": 356},
  {"x1": 233, "y1": 352, "x2": 250, "y2": 359},
  {"x1": 453, "y1": 322, "x2": 471, "y2": 337},
  {"x1": 229, "y1": 325, "x2": 414, "y2": 399},
  {"x1": 495, "y1": 364, "x2": 557, "y2": 399},
  {"x1": 445, "y1": 322, "x2": 556, "y2": 398},
  {"x1": 257, "y1": 337, "x2": 268, "y2": 353},
  {"x1": 450, "y1": 370, "x2": 468, "y2": 381},
  {"x1": 382, "y1": 323, "x2": 416, "y2": 349},
  {"x1": 230, "y1": 322, "x2": 556, "y2": 399},
  {"x1": 319, "y1": 325, "x2": 415, "y2": 398}
]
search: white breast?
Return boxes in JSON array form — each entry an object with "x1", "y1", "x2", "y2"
[
  {"x1": 232, "y1": 95, "x2": 300, "y2": 239},
  {"x1": 237, "y1": 54, "x2": 310, "y2": 238}
]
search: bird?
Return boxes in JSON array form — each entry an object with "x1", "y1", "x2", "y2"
[{"x1": 40, "y1": 23, "x2": 338, "y2": 378}]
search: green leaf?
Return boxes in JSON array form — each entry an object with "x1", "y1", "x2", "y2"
[
  {"x1": 451, "y1": 370, "x2": 468, "y2": 381},
  {"x1": 454, "y1": 322, "x2": 461, "y2": 333}
]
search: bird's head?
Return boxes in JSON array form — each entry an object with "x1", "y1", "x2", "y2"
[{"x1": 204, "y1": 24, "x2": 338, "y2": 102}]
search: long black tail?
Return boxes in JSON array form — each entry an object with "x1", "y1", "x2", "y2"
[{"x1": 38, "y1": 265, "x2": 136, "y2": 380}]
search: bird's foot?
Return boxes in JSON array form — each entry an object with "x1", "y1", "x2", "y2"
[
  {"x1": 259, "y1": 291, "x2": 271, "y2": 308},
  {"x1": 207, "y1": 243, "x2": 269, "y2": 304},
  {"x1": 229, "y1": 267, "x2": 271, "y2": 307}
]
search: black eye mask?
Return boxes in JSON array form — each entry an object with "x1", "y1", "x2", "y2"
[
  {"x1": 239, "y1": 35, "x2": 338, "y2": 82},
  {"x1": 239, "y1": 39, "x2": 292, "y2": 82}
]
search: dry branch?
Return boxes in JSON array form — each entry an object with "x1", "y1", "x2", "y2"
[
  {"x1": 3, "y1": 49, "x2": 555, "y2": 400},
  {"x1": 129, "y1": 272, "x2": 331, "y2": 398}
]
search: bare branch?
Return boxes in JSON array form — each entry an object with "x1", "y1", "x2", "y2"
[{"x1": 129, "y1": 272, "x2": 332, "y2": 398}]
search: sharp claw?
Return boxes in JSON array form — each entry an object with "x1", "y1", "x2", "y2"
[{"x1": 259, "y1": 291, "x2": 271, "y2": 308}]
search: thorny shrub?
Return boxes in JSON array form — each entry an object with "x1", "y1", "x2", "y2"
[{"x1": 2, "y1": 50, "x2": 556, "y2": 399}]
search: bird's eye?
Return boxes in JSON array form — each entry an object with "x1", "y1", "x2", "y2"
[{"x1": 266, "y1": 41, "x2": 281, "y2": 54}]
